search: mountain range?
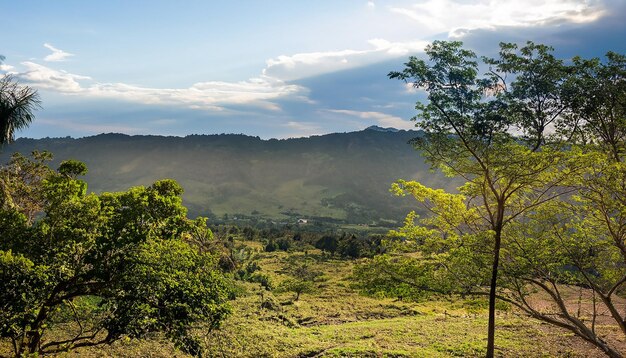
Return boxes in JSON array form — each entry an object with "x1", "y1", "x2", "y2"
[{"x1": 2, "y1": 128, "x2": 454, "y2": 226}]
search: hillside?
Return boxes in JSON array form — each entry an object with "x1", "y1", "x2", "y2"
[{"x1": 1, "y1": 128, "x2": 453, "y2": 225}]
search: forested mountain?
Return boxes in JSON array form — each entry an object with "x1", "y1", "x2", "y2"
[{"x1": 1, "y1": 127, "x2": 453, "y2": 225}]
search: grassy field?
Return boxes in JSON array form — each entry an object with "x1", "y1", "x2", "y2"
[
  {"x1": 199, "y1": 248, "x2": 610, "y2": 357},
  {"x1": 2, "y1": 243, "x2": 617, "y2": 357}
]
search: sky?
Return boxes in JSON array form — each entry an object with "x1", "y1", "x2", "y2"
[{"x1": 1, "y1": 0, "x2": 625, "y2": 139}]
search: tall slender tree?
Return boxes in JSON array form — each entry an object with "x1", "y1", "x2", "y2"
[{"x1": 388, "y1": 41, "x2": 575, "y2": 357}]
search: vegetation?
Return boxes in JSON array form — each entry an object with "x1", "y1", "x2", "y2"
[
  {"x1": 0, "y1": 152, "x2": 231, "y2": 356},
  {"x1": 0, "y1": 55, "x2": 40, "y2": 145},
  {"x1": 1, "y1": 41, "x2": 624, "y2": 358},
  {"x1": 0, "y1": 129, "x2": 452, "y2": 225},
  {"x1": 353, "y1": 41, "x2": 626, "y2": 357},
  {"x1": 3, "y1": 241, "x2": 615, "y2": 357},
  {"x1": 202, "y1": 246, "x2": 618, "y2": 357}
]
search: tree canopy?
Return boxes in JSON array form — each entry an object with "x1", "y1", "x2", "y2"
[
  {"x1": 0, "y1": 152, "x2": 231, "y2": 357},
  {"x1": 359, "y1": 41, "x2": 626, "y2": 357}
]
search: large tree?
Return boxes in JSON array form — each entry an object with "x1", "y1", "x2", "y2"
[
  {"x1": 0, "y1": 152, "x2": 231, "y2": 357},
  {"x1": 0, "y1": 57, "x2": 40, "y2": 145},
  {"x1": 362, "y1": 41, "x2": 626, "y2": 357},
  {"x1": 385, "y1": 41, "x2": 577, "y2": 357}
]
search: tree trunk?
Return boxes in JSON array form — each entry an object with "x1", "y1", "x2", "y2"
[
  {"x1": 26, "y1": 330, "x2": 42, "y2": 355},
  {"x1": 486, "y1": 228, "x2": 503, "y2": 357},
  {"x1": 24, "y1": 306, "x2": 48, "y2": 356}
]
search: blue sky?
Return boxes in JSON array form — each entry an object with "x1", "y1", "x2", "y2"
[{"x1": 1, "y1": 0, "x2": 625, "y2": 139}]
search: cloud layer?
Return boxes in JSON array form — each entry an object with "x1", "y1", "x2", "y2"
[
  {"x1": 1, "y1": 1, "x2": 623, "y2": 139},
  {"x1": 390, "y1": 0, "x2": 604, "y2": 37},
  {"x1": 263, "y1": 38, "x2": 428, "y2": 81},
  {"x1": 15, "y1": 60, "x2": 307, "y2": 112}
]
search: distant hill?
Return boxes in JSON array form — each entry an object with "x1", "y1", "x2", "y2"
[
  {"x1": 1, "y1": 129, "x2": 454, "y2": 225},
  {"x1": 364, "y1": 125, "x2": 400, "y2": 133}
]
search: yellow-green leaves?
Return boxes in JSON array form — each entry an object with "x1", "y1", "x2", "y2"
[{"x1": 392, "y1": 179, "x2": 474, "y2": 234}]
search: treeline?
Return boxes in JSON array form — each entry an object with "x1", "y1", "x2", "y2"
[{"x1": 209, "y1": 224, "x2": 385, "y2": 259}]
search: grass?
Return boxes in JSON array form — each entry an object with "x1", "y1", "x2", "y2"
[
  {"x1": 0, "y1": 246, "x2": 613, "y2": 357},
  {"x1": 198, "y1": 249, "x2": 606, "y2": 357}
]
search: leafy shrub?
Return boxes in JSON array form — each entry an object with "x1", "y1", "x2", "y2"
[{"x1": 264, "y1": 239, "x2": 279, "y2": 252}]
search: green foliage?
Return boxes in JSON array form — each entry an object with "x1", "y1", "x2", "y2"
[
  {"x1": 337, "y1": 234, "x2": 377, "y2": 259},
  {"x1": 280, "y1": 279, "x2": 314, "y2": 301},
  {"x1": 353, "y1": 254, "x2": 434, "y2": 301},
  {"x1": 279, "y1": 260, "x2": 323, "y2": 301},
  {"x1": 241, "y1": 226, "x2": 259, "y2": 240},
  {"x1": 264, "y1": 239, "x2": 279, "y2": 252},
  {"x1": 248, "y1": 272, "x2": 274, "y2": 291},
  {"x1": 58, "y1": 159, "x2": 88, "y2": 178},
  {"x1": 0, "y1": 73, "x2": 41, "y2": 145},
  {"x1": 276, "y1": 237, "x2": 293, "y2": 251},
  {"x1": 236, "y1": 261, "x2": 274, "y2": 290},
  {"x1": 0, "y1": 152, "x2": 231, "y2": 357},
  {"x1": 563, "y1": 52, "x2": 626, "y2": 160},
  {"x1": 314, "y1": 235, "x2": 338, "y2": 255},
  {"x1": 201, "y1": 245, "x2": 597, "y2": 358},
  {"x1": 378, "y1": 40, "x2": 626, "y2": 357}
]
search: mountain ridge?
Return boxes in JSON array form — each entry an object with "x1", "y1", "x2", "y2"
[{"x1": 2, "y1": 128, "x2": 452, "y2": 225}]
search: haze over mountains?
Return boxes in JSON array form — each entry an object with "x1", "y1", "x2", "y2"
[{"x1": 2, "y1": 127, "x2": 453, "y2": 225}]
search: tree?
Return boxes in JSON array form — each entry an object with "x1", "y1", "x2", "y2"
[
  {"x1": 386, "y1": 41, "x2": 579, "y2": 357},
  {"x1": 0, "y1": 56, "x2": 40, "y2": 145},
  {"x1": 281, "y1": 278, "x2": 314, "y2": 301},
  {"x1": 488, "y1": 51, "x2": 626, "y2": 357},
  {"x1": 561, "y1": 52, "x2": 626, "y2": 161},
  {"x1": 280, "y1": 260, "x2": 321, "y2": 301},
  {"x1": 0, "y1": 152, "x2": 231, "y2": 357},
  {"x1": 0, "y1": 150, "x2": 53, "y2": 223},
  {"x1": 337, "y1": 233, "x2": 373, "y2": 258},
  {"x1": 314, "y1": 235, "x2": 338, "y2": 256},
  {"x1": 368, "y1": 41, "x2": 626, "y2": 357}
]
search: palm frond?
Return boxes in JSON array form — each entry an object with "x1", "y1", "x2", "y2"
[{"x1": 0, "y1": 74, "x2": 41, "y2": 145}]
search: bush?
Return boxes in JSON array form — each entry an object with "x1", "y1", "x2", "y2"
[
  {"x1": 264, "y1": 239, "x2": 279, "y2": 252},
  {"x1": 249, "y1": 273, "x2": 274, "y2": 290},
  {"x1": 276, "y1": 237, "x2": 292, "y2": 251},
  {"x1": 315, "y1": 235, "x2": 339, "y2": 255}
]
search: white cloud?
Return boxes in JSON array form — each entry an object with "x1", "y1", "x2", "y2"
[
  {"x1": 252, "y1": 0, "x2": 606, "y2": 108},
  {"x1": 13, "y1": 37, "x2": 427, "y2": 116},
  {"x1": 263, "y1": 39, "x2": 427, "y2": 81},
  {"x1": 327, "y1": 109, "x2": 415, "y2": 130},
  {"x1": 368, "y1": 38, "x2": 429, "y2": 56},
  {"x1": 84, "y1": 76, "x2": 304, "y2": 111},
  {"x1": 15, "y1": 61, "x2": 306, "y2": 111},
  {"x1": 0, "y1": 64, "x2": 15, "y2": 72},
  {"x1": 391, "y1": 0, "x2": 605, "y2": 38},
  {"x1": 15, "y1": 30, "x2": 430, "y2": 112},
  {"x1": 264, "y1": 49, "x2": 369, "y2": 80},
  {"x1": 43, "y1": 43, "x2": 74, "y2": 62},
  {"x1": 18, "y1": 61, "x2": 90, "y2": 92},
  {"x1": 367, "y1": 1, "x2": 376, "y2": 9}
]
